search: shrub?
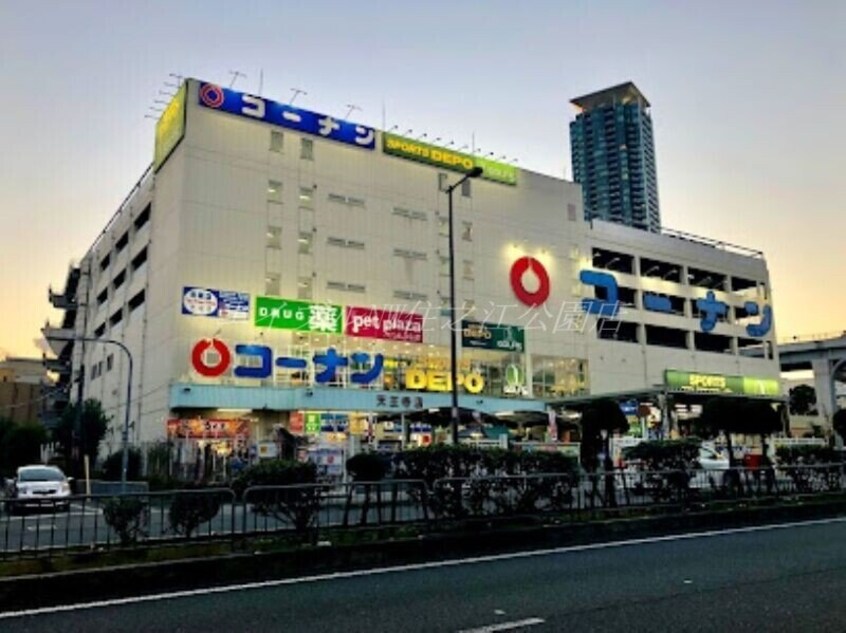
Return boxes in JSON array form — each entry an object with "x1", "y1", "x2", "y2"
[
  {"x1": 623, "y1": 438, "x2": 702, "y2": 471},
  {"x1": 168, "y1": 487, "x2": 225, "y2": 538},
  {"x1": 103, "y1": 496, "x2": 149, "y2": 546},
  {"x1": 346, "y1": 452, "x2": 389, "y2": 481},
  {"x1": 100, "y1": 448, "x2": 143, "y2": 481},
  {"x1": 232, "y1": 460, "x2": 320, "y2": 533},
  {"x1": 392, "y1": 446, "x2": 579, "y2": 519}
]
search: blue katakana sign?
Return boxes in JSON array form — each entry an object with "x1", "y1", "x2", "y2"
[{"x1": 198, "y1": 82, "x2": 376, "y2": 150}]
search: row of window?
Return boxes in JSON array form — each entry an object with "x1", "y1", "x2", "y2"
[
  {"x1": 595, "y1": 320, "x2": 771, "y2": 355},
  {"x1": 591, "y1": 247, "x2": 763, "y2": 294},
  {"x1": 96, "y1": 248, "x2": 148, "y2": 307},
  {"x1": 98, "y1": 205, "x2": 151, "y2": 272},
  {"x1": 266, "y1": 221, "x2": 474, "y2": 253},
  {"x1": 90, "y1": 354, "x2": 114, "y2": 381},
  {"x1": 92, "y1": 290, "x2": 145, "y2": 338}
]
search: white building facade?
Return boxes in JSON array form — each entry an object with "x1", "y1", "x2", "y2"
[{"x1": 46, "y1": 79, "x2": 780, "y2": 455}]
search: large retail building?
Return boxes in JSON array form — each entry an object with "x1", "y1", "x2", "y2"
[{"x1": 45, "y1": 79, "x2": 780, "y2": 459}]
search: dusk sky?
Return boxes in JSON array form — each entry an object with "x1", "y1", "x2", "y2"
[{"x1": 1, "y1": 0, "x2": 842, "y2": 359}]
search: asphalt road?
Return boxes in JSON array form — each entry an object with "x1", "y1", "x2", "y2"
[{"x1": 3, "y1": 517, "x2": 846, "y2": 632}]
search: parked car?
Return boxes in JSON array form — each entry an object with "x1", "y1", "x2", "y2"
[{"x1": 5, "y1": 465, "x2": 73, "y2": 513}]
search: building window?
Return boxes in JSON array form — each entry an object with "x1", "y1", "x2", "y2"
[
  {"x1": 567, "y1": 203, "x2": 577, "y2": 222},
  {"x1": 265, "y1": 273, "x2": 281, "y2": 296},
  {"x1": 267, "y1": 180, "x2": 283, "y2": 203},
  {"x1": 393, "y1": 207, "x2": 428, "y2": 221},
  {"x1": 94, "y1": 323, "x2": 106, "y2": 338},
  {"x1": 328, "y1": 193, "x2": 366, "y2": 208},
  {"x1": 113, "y1": 269, "x2": 126, "y2": 291},
  {"x1": 438, "y1": 173, "x2": 448, "y2": 192},
  {"x1": 100, "y1": 253, "x2": 111, "y2": 272},
  {"x1": 97, "y1": 288, "x2": 108, "y2": 307},
  {"x1": 128, "y1": 290, "x2": 145, "y2": 312},
  {"x1": 297, "y1": 277, "x2": 313, "y2": 300},
  {"x1": 394, "y1": 290, "x2": 428, "y2": 301},
  {"x1": 299, "y1": 187, "x2": 314, "y2": 208},
  {"x1": 270, "y1": 130, "x2": 284, "y2": 152},
  {"x1": 393, "y1": 248, "x2": 427, "y2": 261},
  {"x1": 462, "y1": 260, "x2": 474, "y2": 280},
  {"x1": 106, "y1": 354, "x2": 114, "y2": 372},
  {"x1": 461, "y1": 178, "x2": 472, "y2": 197},
  {"x1": 438, "y1": 216, "x2": 449, "y2": 237},
  {"x1": 115, "y1": 231, "x2": 129, "y2": 254},
  {"x1": 266, "y1": 226, "x2": 282, "y2": 249},
  {"x1": 131, "y1": 247, "x2": 148, "y2": 272},
  {"x1": 439, "y1": 255, "x2": 450, "y2": 276},
  {"x1": 134, "y1": 204, "x2": 151, "y2": 230},
  {"x1": 462, "y1": 221, "x2": 473, "y2": 242},
  {"x1": 298, "y1": 231, "x2": 313, "y2": 255},
  {"x1": 109, "y1": 308, "x2": 123, "y2": 327},
  {"x1": 300, "y1": 138, "x2": 314, "y2": 160},
  {"x1": 328, "y1": 237, "x2": 365, "y2": 250}
]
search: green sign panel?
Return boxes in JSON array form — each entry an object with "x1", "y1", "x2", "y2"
[
  {"x1": 255, "y1": 297, "x2": 343, "y2": 333},
  {"x1": 664, "y1": 370, "x2": 780, "y2": 397},
  {"x1": 461, "y1": 320, "x2": 525, "y2": 352},
  {"x1": 305, "y1": 413, "x2": 321, "y2": 435},
  {"x1": 382, "y1": 133, "x2": 517, "y2": 186}
]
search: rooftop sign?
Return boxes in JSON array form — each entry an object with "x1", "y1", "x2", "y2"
[
  {"x1": 197, "y1": 82, "x2": 376, "y2": 150},
  {"x1": 382, "y1": 133, "x2": 517, "y2": 186}
]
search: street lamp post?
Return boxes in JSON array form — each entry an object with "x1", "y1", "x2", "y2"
[
  {"x1": 49, "y1": 335, "x2": 133, "y2": 493},
  {"x1": 444, "y1": 166, "x2": 483, "y2": 445}
]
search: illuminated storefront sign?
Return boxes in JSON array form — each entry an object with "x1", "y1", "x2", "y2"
[
  {"x1": 190, "y1": 339, "x2": 486, "y2": 394},
  {"x1": 198, "y1": 82, "x2": 376, "y2": 150},
  {"x1": 166, "y1": 418, "x2": 249, "y2": 439},
  {"x1": 404, "y1": 368, "x2": 485, "y2": 394},
  {"x1": 255, "y1": 296, "x2": 343, "y2": 333},
  {"x1": 345, "y1": 306, "x2": 423, "y2": 343},
  {"x1": 511, "y1": 257, "x2": 550, "y2": 307},
  {"x1": 665, "y1": 370, "x2": 780, "y2": 396},
  {"x1": 462, "y1": 320, "x2": 525, "y2": 352},
  {"x1": 382, "y1": 133, "x2": 517, "y2": 186},
  {"x1": 154, "y1": 81, "x2": 187, "y2": 171}
]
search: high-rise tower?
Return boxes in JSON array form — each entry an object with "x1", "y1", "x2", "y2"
[{"x1": 570, "y1": 82, "x2": 660, "y2": 232}]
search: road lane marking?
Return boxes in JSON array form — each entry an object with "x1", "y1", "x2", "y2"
[
  {"x1": 458, "y1": 617, "x2": 545, "y2": 632},
  {"x1": 2, "y1": 515, "x2": 845, "y2": 619}
]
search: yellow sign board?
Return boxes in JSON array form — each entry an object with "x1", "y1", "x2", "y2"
[
  {"x1": 404, "y1": 368, "x2": 485, "y2": 394},
  {"x1": 154, "y1": 82, "x2": 187, "y2": 171},
  {"x1": 383, "y1": 133, "x2": 517, "y2": 186}
]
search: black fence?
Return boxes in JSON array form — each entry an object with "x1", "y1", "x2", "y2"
[{"x1": 1, "y1": 464, "x2": 843, "y2": 559}]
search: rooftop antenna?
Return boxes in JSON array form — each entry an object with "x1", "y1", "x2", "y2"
[
  {"x1": 388, "y1": 124, "x2": 399, "y2": 132},
  {"x1": 458, "y1": 143, "x2": 469, "y2": 151},
  {"x1": 433, "y1": 137, "x2": 442, "y2": 144},
  {"x1": 403, "y1": 128, "x2": 413, "y2": 136},
  {"x1": 289, "y1": 88, "x2": 307, "y2": 105},
  {"x1": 344, "y1": 104, "x2": 361, "y2": 120},
  {"x1": 165, "y1": 73, "x2": 184, "y2": 90},
  {"x1": 228, "y1": 70, "x2": 246, "y2": 88},
  {"x1": 416, "y1": 132, "x2": 428, "y2": 141},
  {"x1": 445, "y1": 140, "x2": 455, "y2": 148},
  {"x1": 258, "y1": 68, "x2": 264, "y2": 96}
]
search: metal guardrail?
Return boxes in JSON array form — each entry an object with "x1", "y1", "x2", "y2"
[{"x1": 1, "y1": 465, "x2": 844, "y2": 558}]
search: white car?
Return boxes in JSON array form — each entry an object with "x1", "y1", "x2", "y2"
[{"x1": 6, "y1": 465, "x2": 73, "y2": 512}]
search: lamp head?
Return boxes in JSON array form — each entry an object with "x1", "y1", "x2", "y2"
[{"x1": 468, "y1": 166, "x2": 484, "y2": 178}]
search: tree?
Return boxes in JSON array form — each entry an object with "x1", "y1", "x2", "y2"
[
  {"x1": 789, "y1": 385, "x2": 817, "y2": 416},
  {"x1": 700, "y1": 398, "x2": 745, "y2": 468},
  {"x1": 740, "y1": 401, "x2": 782, "y2": 465},
  {"x1": 54, "y1": 399, "x2": 110, "y2": 475},
  {"x1": 0, "y1": 418, "x2": 47, "y2": 477},
  {"x1": 833, "y1": 409, "x2": 846, "y2": 444},
  {"x1": 580, "y1": 399, "x2": 629, "y2": 507}
]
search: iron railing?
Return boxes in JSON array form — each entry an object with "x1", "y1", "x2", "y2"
[{"x1": 1, "y1": 464, "x2": 844, "y2": 558}]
